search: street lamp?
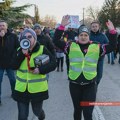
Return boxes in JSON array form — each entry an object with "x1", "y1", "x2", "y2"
[{"x1": 83, "y1": 8, "x2": 85, "y2": 25}]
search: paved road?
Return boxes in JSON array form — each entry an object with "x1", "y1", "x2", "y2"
[
  {"x1": 0, "y1": 57, "x2": 120, "y2": 120},
  {"x1": 96, "y1": 57, "x2": 120, "y2": 120}
]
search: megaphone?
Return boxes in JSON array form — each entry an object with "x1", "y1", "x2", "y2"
[{"x1": 20, "y1": 39, "x2": 30, "y2": 49}]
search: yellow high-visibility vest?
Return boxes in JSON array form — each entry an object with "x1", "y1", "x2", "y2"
[
  {"x1": 15, "y1": 45, "x2": 48, "y2": 93},
  {"x1": 69, "y1": 42, "x2": 99, "y2": 80}
]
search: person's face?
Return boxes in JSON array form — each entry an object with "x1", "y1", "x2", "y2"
[
  {"x1": 24, "y1": 32, "x2": 36, "y2": 49},
  {"x1": 91, "y1": 23, "x2": 100, "y2": 33},
  {"x1": 78, "y1": 32, "x2": 89, "y2": 44},
  {"x1": 19, "y1": 28, "x2": 24, "y2": 33},
  {"x1": 34, "y1": 27, "x2": 41, "y2": 35},
  {"x1": 0, "y1": 22, "x2": 7, "y2": 32}
]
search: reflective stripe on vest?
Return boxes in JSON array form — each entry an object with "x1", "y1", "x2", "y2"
[
  {"x1": 70, "y1": 66, "x2": 82, "y2": 72},
  {"x1": 16, "y1": 76, "x2": 47, "y2": 83},
  {"x1": 85, "y1": 57, "x2": 98, "y2": 63},
  {"x1": 69, "y1": 58, "x2": 84, "y2": 62},
  {"x1": 83, "y1": 67, "x2": 96, "y2": 72},
  {"x1": 70, "y1": 64, "x2": 96, "y2": 72},
  {"x1": 69, "y1": 42, "x2": 99, "y2": 80},
  {"x1": 18, "y1": 69, "x2": 28, "y2": 73},
  {"x1": 15, "y1": 45, "x2": 48, "y2": 93}
]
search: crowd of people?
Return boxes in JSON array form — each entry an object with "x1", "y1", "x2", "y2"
[{"x1": 0, "y1": 14, "x2": 119, "y2": 120}]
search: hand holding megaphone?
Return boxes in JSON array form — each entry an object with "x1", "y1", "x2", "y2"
[{"x1": 22, "y1": 49, "x2": 28, "y2": 55}]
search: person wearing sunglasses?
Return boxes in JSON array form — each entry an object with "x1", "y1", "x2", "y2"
[{"x1": 12, "y1": 28, "x2": 56, "y2": 120}]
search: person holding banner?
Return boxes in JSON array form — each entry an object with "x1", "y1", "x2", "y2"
[{"x1": 53, "y1": 15, "x2": 117, "y2": 120}]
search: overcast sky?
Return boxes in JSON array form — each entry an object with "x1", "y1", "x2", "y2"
[{"x1": 13, "y1": 0, "x2": 105, "y2": 22}]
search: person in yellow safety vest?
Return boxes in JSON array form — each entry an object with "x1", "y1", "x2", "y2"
[
  {"x1": 12, "y1": 28, "x2": 56, "y2": 120},
  {"x1": 53, "y1": 15, "x2": 117, "y2": 120}
]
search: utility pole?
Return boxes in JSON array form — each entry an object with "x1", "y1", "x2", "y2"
[
  {"x1": 34, "y1": 4, "x2": 40, "y2": 23},
  {"x1": 83, "y1": 8, "x2": 85, "y2": 25}
]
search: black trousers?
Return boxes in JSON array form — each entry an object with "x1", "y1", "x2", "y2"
[
  {"x1": 69, "y1": 82, "x2": 97, "y2": 120},
  {"x1": 65, "y1": 54, "x2": 69, "y2": 74},
  {"x1": 17, "y1": 101, "x2": 45, "y2": 120},
  {"x1": 56, "y1": 57, "x2": 64, "y2": 69}
]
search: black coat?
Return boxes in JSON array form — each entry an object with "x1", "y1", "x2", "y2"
[
  {"x1": 0, "y1": 30, "x2": 19, "y2": 68},
  {"x1": 37, "y1": 34, "x2": 56, "y2": 56},
  {"x1": 12, "y1": 42, "x2": 57, "y2": 103}
]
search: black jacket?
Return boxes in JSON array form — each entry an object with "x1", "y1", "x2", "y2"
[
  {"x1": 12, "y1": 42, "x2": 56, "y2": 103},
  {"x1": 0, "y1": 30, "x2": 19, "y2": 68},
  {"x1": 37, "y1": 34, "x2": 55, "y2": 56},
  {"x1": 53, "y1": 29, "x2": 117, "y2": 85},
  {"x1": 64, "y1": 29, "x2": 78, "y2": 41},
  {"x1": 90, "y1": 30, "x2": 109, "y2": 60}
]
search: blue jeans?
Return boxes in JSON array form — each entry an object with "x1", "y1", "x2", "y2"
[
  {"x1": 107, "y1": 52, "x2": 114, "y2": 64},
  {"x1": 97, "y1": 59, "x2": 104, "y2": 85},
  {"x1": 0, "y1": 68, "x2": 16, "y2": 99},
  {"x1": 46, "y1": 74, "x2": 49, "y2": 80},
  {"x1": 17, "y1": 101, "x2": 45, "y2": 120}
]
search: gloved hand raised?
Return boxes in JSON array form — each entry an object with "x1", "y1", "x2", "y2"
[
  {"x1": 106, "y1": 19, "x2": 115, "y2": 31},
  {"x1": 0, "y1": 30, "x2": 5, "y2": 37},
  {"x1": 61, "y1": 15, "x2": 70, "y2": 27}
]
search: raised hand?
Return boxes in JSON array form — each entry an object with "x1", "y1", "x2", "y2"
[
  {"x1": 0, "y1": 30, "x2": 5, "y2": 37},
  {"x1": 61, "y1": 15, "x2": 70, "y2": 27},
  {"x1": 106, "y1": 20, "x2": 115, "y2": 30},
  {"x1": 22, "y1": 49, "x2": 28, "y2": 55}
]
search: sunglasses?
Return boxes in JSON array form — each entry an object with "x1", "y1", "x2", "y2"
[
  {"x1": 23, "y1": 35, "x2": 33, "y2": 39},
  {"x1": 34, "y1": 27, "x2": 41, "y2": 29}
]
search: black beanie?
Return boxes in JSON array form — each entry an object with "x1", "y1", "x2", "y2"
[{"x1": 78, "y1": 25, "x2": 89, "y2": 35}]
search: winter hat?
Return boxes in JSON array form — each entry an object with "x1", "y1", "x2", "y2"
[
  {"x1": 78, "y1": 25, "x2": 90, "y2": 35},
  {"x1": 20, "y1": 28, "x2": 37, "y2": 41},
  {"x1": 33, "y1": 23, "x2": 41, "y2": 30}
]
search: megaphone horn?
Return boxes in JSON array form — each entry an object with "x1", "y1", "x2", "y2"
[{"x1": 20, "y1": 39, "x2": 30, "y2": 49}]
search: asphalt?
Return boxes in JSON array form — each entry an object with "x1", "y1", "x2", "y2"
[{"x1": 0, "y1": 57, "x2": 120, "y2": 120}]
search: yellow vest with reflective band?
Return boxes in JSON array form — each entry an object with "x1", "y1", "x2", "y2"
[
  {"x1": 15, "y1": 45, "x2": 48, "y2": 93},
  {"x1": 69, "y1": 42, "x2": 99, "y2": 80}
]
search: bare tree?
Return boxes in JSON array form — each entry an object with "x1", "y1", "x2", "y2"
[
  {"x1": 40, "y1": 15, "x2": 57, "y2": 28},
  {"x1": 80, "y1": 17, "x2": 93, "y2": 28},
  {"x1": 86, "y1": 6, "x2": 100, "y2": 21}
]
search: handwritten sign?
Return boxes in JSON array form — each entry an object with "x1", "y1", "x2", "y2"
[{"x1": 66, "y1": 15, "x2": 80, "y2": 29}]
